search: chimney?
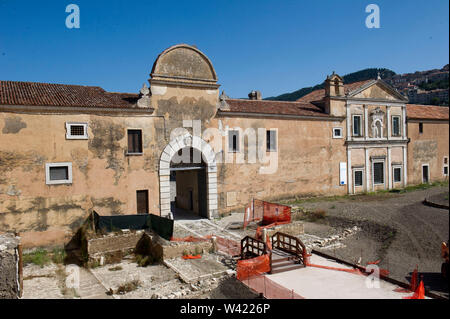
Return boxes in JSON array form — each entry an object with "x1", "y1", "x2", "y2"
[{"x1": 248, "y1": 90, "x2": 262, "y2": 100}]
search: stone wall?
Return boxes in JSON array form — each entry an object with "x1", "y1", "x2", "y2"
[{"x1": 0, "y1": 233, "x2": 21, "y2": 299}]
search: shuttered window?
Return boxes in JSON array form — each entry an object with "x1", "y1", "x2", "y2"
[
  {"x1": 127, "y1": 129, "x2": 143, "y2": 154},
  {"x1": 228, "y1": 130, "x2": 239, "y2": 152},
  {"x1": 266, "y1": 130, "x2": 277, "y2": 151},
  {"x1": 373, "y1": 162, "x2": 384, "y2": 184}
]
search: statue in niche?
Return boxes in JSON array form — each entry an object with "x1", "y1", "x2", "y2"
[{"x1": 370, "y1": 107, "x2": 385, "y2": 138}]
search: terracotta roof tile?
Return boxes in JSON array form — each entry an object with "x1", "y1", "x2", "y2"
[
  {"x1": 0, "y1": 80, "x2": 140, "y2": 109},
  {"x1": 221, "y1": 99, "x2": 331, "y2": 117},
  {"x1": 406, "y1": 104, "x2": 449, "y2": 120},
  {"x1": 297, "y1": 80, "x2": 373, "y2": 102}
]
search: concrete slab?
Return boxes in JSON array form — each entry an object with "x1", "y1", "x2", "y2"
[{"x1": 267, "y1": 254, "x2": 420, "y2": 299}]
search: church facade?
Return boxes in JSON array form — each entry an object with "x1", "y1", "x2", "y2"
[{"x1": 0, "y1": 44, "x2": 448, "y2": 247}]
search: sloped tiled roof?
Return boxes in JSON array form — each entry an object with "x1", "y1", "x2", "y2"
[
  {"x1": 297, "y1": 80, "x2": 372, "y2": 103},
  {"x1": 406, "y1": 104, "x2": 449, "y2": 120},
  {"x1": 221, "y1": 99, "x2": 332, "y2": 117},
  {"x1": 0, "y1": 80, "x2": 140, "y2": 109}
]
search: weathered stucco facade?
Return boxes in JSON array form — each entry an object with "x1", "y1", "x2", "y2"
[{"x1": 0, "y1": 44, "x2": 448, "y2": 247}]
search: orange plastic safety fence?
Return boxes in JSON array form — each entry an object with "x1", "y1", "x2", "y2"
[
  {"x1": 170, "y1": 235, "x2": 211, "y2": 242},
  {"x1": 241, "y1": 274, "x2": 304, "y2": 299},
  {"x1": 243, "y1": 199, "x2": 291, "y2": 230},
  {"x1": 395, "y1": 266, "x2": 418, "y2": 293},
  {"x1": 182, "y1": 254, "x2": 202, "y2": 260},
  {"x1": 236, "y1": 254, "x2": 271, "y2": 281},
  {"x1": 261, "y1": 201, "x2": 291, "y2": 225},
  {"x1": 403, "y1": 280, "x2": 425, "y2": 299},
  {"x1": 305, "y1": 262, "x2": 365, "y2": 276},
  {"x1": 264, "y1": 276, "x2": 304, "y2": 299}
]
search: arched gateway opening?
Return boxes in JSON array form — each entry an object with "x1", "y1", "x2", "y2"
[{"x1": 159, "y1": 134, "x2": 218, "y2": 219}]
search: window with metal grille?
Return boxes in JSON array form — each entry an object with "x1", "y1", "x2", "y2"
[
  {"x1": 228, "y1": 130, "x2": 239, "y2": 152},
  {"x1": 354, "y1": 170, "x2": 363, "y2": 187},
  {"x1": 392, "y1": 116, "x2": 400, "y2": 136},
  {"x1": 393, "y1": 167, "x2": 402, "y2": 182},
  {"x1": 266, "y1": 130, "x2": 277, "y2": 151},
  {"x1": 353, "y1": 115, "x2": 362, "y2": 136},
  {"x1": 70, "y1": 125, "x2": 85, "y2": 136},
  {"x1": 66, "y1": 122, "x2": 88, "y2": 139},
  {"x1": 373, "y1": 162, "x2": 384, "y2": 184},
  {"x1": 127, "y1": 129, "x2": 143, "y2": 154}
]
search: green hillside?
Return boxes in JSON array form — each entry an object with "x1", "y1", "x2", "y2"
[{"x1": 265, "y1": 68, "x2": 396, "y2": 101}]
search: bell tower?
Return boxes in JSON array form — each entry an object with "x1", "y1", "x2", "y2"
[{"x1": 325, "y1": 72, "x2": 344, "y2": 97}]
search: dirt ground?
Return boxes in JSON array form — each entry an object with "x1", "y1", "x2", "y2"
[{"x1": 283, "y1": 186, "x2": 449, "y2": 298}]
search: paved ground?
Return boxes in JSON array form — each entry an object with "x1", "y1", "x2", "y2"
[
  {"x1": 267, "y1": 254, "x2": 423, "y2": 299},
  {"x1": 285, "y1": 186, "x2": 449, "y2": 298}
]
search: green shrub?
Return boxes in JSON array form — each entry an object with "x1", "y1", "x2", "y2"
[
  {"x1": 23, "y1": 249, "x2": 51, "y2": 267},
  {"x1": 51, "y1": 248, "x2": 66, "y2": 264}
]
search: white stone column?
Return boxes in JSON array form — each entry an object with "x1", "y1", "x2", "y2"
[
  {"x1": 347, "y1": 104, "x2": 352, "y2": 141},
  {"x1": 364, "y1": 105, "x2": 369, "y2": 140},
  {"x1": 403, "y1": 146, "x2": 408, "y2": 186},
  {"x1": 387, "y1": 147, "x2": 392, "y2": 189},
  {"x1": 365, "y1": 148, "x2": 370, "y2": 192},
  {"x1": 347, "y1": 148, "x2": 352, "y2": 194},
  {"x1": 402, "y1": 106, "x2": 407, "y2": 138},
  {"x1": 386, "y1": 106, "x2": 391, "y2": 140}
]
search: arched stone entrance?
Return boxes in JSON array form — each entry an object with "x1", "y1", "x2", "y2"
[{"x1": 159, "y1": 133, "x2": 218, "y2": 219}]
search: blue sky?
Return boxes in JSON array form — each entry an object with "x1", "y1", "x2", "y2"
[{"x1": 0, "y1": 0, "x2": 448, "y2": 98}]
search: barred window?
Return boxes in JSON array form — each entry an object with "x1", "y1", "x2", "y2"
[
  {"x1": 66, "y1": 122, "x2": 88, "y2": 139},
  {"x1": 373, "y1": 162, "x2": 384, "y2": 184}
]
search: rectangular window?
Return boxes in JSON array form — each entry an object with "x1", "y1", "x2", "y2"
[
  {"x1": 66, "y1": 122, "x2": 88, "y2": 139},
  {"x1": 393, "y1": 167, "x2": 402, "y2": 183},
  {"x1": 266, "y1": 130, "x2": 277, "y2": 151},
  {"x1": 333, "y1": 127, "x2": 343, "y2": 139},
  {"x1": 373, "y1": 162, "x2": 384, "y2": 185},
  {"x1": 353, "y1": 115, "x2": 362, "y2": 136},
  {"x1": 419, "y1": 123, "x2": 423, "y2": 134},
  {"x1": 443, "y1": 157, "x2": 448, "y2": 176},
  {"x1": 45, "y1": 163, "x2": 72, "y2": 185},
  {"x1": 392, "y1": 116, "x2": 401, "y2": 136},
  {"x1": 422, "y1": 164, "x2": 429, "y2": 183},
  {"x1": 354, "y1": 170, "x2": 363, "y2": 187},
  {"x1": 136, "y1": 190, "x2": 149, "y2": 214},
  {"x1": 127, "y1": 129, "x2": 143, "y2": 154},
  {"x1": 228, "y1": 130, "x2": 240, "y2": 152}
]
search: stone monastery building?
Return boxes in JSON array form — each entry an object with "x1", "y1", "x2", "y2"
[{"x1": 0, "y1": 44, "x2": 448, "y2": 247}]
